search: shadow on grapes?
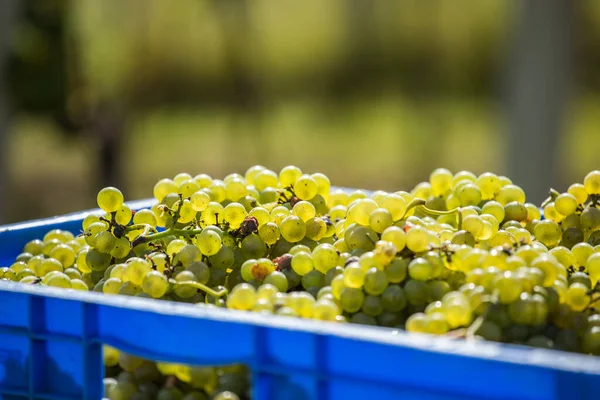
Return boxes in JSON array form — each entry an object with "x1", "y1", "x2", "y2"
[{"x1": 0, "y1": 350, "x2": 82, "y2": 398}]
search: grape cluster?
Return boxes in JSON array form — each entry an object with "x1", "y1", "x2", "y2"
[{"x1": 3, "y1": 167, "x2": 600, "y2": 399}]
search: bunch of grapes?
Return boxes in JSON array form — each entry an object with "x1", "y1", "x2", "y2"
[{"x1": 3, "y1": 166, "x2": 600, "y2": 399}]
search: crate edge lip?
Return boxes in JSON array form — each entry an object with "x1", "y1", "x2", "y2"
[{"x1": 1, "y1": 280, "x2": 599, "y2": 375}]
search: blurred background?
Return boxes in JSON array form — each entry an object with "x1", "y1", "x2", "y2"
[{"x1": 0, "y1": 0, "x2": 599, "y2": 224}]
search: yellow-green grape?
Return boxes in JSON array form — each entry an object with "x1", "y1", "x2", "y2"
[
  {"x1": 496, "y1": 184, "x2": 526, "y2": 205},
  {"x1": 312, "y1": 299, "x2": 340, "y2": 321},
  {"x1": 150, "y1": 203, "x2": 168, "y2": 228},
  {"x1": 328, "y1": 205, "x2": 347, "y2": 222},
  {"x1": 584, "y1": 170, "x2": 600, "y2": 195},
  {"x1": 348, "y1": 190, "x2": 369, "y2": 203},
  {"x1": 343, "y1": 263, "x2": 365, "y2": 288},
  {"x1": 565, "y1": 283, "x2": 590, "y2": 311},
  {"x1": 222, "y1": 202, "x2": 247, "y2": 229},
  {"x1": 543, "y1": 202, "x2": 564, "y2": 223},
  {"x1": 227, "y1": 283, "x2": 257, "y2": 310},
  {"x1": 38, "y1": 258, "x2": 63, "y2": 277},
  {"x1": 207, "y1": 180, "x2": 225, "y2": 203},
  {"x1": 142, "y1": 270, "x2": 170, "y2": 298},
  {"x1": 292, "y1": 201, "x2": 316, "y2": 222},
  {"x1": 124, "y1": 258, "x2": 152, "y2": 286},
  {"x1": 530, "y1": 254, "x2": 560, "y2": 286},
  {"x1": 265, "y1": 271, "x2": 288, "y2": 292},
  {"x1": 93, "y1": 231, "x2": 117, "y2": 253},
  {"x1": 153, "y1": 179, "x2": 177, "y2": 202},
  {"x1": 24, "y1": 239, "x2": 44, "y2": 256},
  {"x1": 173, "y1": 199, "x2": 194, "y2": 224},
  {"x1": 97, "y1": 187, "x2": 124, "y2": 213},
  {"x1": 534, "y1": 220, "x2": 561, "y2": 247},
  {"x1": 132, "y1": 209, "x2": 157, "y2": 228},
  {"x1": 200, "y1": 202, "x2": 224, "y2": 227},
  {"x1": 572, "y1": 243, "x2": 594, "y2": 268},
  {"x1": 367, "y1": 208, "x2": 392, "y2": 234},
  {"x1": 348, "y1": 199, "x2": 378, "y2": 226},
  {"x1": 196, "y1": 230, "x2": 222, "y2": 256},
  {"x1": 549, "y1": 246, "x2": 574, "y2": 269},
  {"x1": 41, "y1": 239, "x2": 62, "y2": 257},
  {"x1": 249, "y1": 207, "x2": 271, "y2": 226},
  {"x1": 190, "y1": 190, "x2": 210, "y2": 212},
  {"x1": 258, "y1": 222, "x2": 280, "y2": 245},
  {"x1": 70, "y1": 279, "x2": 88, "y2": 291},
  {"x1": 46, "y1": 272, "x2": 72, "y2": 288},
  {"x1": 254, "y1": 170, "x2": 278, "y2": 191},
  {"x1": 103, "y1": 277, "x2": 122, "y2": 295},
  {"x1": 312, "y1": 244, "x2": 339, "y2": 274},
  {"x1": 289, "y1": 175, "x2": 319, "y2": 203},
  {"x1": 429, "y1": 168, "x2": 453, "y2": 196},
  {"x1": 110, "y1": 263, "x2": 128, "y2": 280},
  {"x1": 165, "y1": 239, "x2": 186, "y2": 259},
  {"x1": 524, "y1": 203, "x2": 541, "y2": 222},
  {"x1": 480, "y1": 214, "x2": 499, "y2": 232},
  {"x1": 456, "y1": 183, "x2": 482, "y2": 207},
  {"x1": 381, "y1": 226, "x2": 406, "y2": 252},
  {"x1": 406, "y1": 226, "x2": 429, "y2": 253},
  {"x1": 279, "y1": 216, "x2": 306, "y2": 243},
  {"x1": 481, "y1": 201, "x2": 505, "y2": 222},
  {"x1": 441, "y1": 292, "x2": 472, "y2": 328},
  {"x1": 279, "y1": 165, "x2": 302, "y2": 187},
  {"x1": 587, "y1": 253, "x2": 600, "y2": 285},
  {"x1": 84, "y1": 221, "x2": 108, "y2": 247},
  {"x1": 193, "y1": 173, "x2": 213, "y2": 188},
  {"x1": 305, "y1": 217, "x2": 327, "y2": 241},
  {"x1": 174, "y1": 244, "x2": 202, "y2": 267},
  {"x1": 43, "y1": 229, "x2": 74, "y2": 243},
  {"x1": 364, "y1": 267, "x2": 389, "y2": 295},
  {"x1": 49, "y1": 244, "x2": 76, "y2": 268},
  {"x1": 477, "y1": 172, "x2": 501, "y2": 200},
  {"x1": 461, "y1": 215, "x2": 484, "y2": 238},
  {"x1": 379, "y1": 194, "x2": 407, "y2": 221},
  {"x1": 452, "y1": 171, "x2": 477, "y2": 188},
  {"x1": 328, "y1": 189, "x2": 350, "y2": 207},
  {"x1": 102, "y1": 345, "x2": 120, "y2": 367},
  {"x1": 173, "y1": 172, "x2": 193, "y2": 185},
  {"x1": 76, "y1": 249, "x2": 91, "y2": 273},
  {"x1": 225, "y1": 178, "x2": 247, "y2": 201},
  {"x1": 111, "y1": 204, "x2": 131, "y2": 226},
  {"x1": 411, "y1": 182, "x2": 431, "y2": 200},
  {"x1": 568, "y1": 183, "x2": 588, "y2": 204},
  {"x1": 291, "y1": 252, "x2": 314, "y2": 276},
  {"x1": 405, "y1": 313, "x2": 429, "y2": 333},
  {"x1": 554, "y1": 193, "x2": 578, "y2": 216}
]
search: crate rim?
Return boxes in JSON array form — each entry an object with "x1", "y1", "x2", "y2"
[{"x1": 1, "y1": 280, "x2": 599, "y2": 376}]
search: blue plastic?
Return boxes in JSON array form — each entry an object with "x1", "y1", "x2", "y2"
[{"x1": 0, "y1": 201, "x2": 599, "y2": 400}]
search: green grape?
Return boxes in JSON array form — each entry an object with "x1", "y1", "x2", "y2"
[
  {"x1": 345, "y1": 225, "x2": 378, "y2": 251},
  {"x1": 291, "y1": 252, "x2": 314, "y2": 276},
  {"x1": 477, "y1": 172, "x2": 501, "y2": 199},
  {"x1": 292, "y1": 174, "x2": 318, "y2": 200},
  {"x1": 369, "y1": 208, "x2": 393, "y2": 233},
  {"x1": 572, "y1": 242, "x2": 594, "y2": 268},
  {"x1": 185, "y1": 261, "x2": 210, "y2": 284},
  {"x1": 381, "y1": 226, "x2": 406, "y2": 251},
  {"x1": 405, "y1": 226, "x2": 429, "y2": 253},
  {"x1": 348, "y1": 199, "x2": 378, "y2": 226},
  {"x1": 110, "y1": 237, "x2": 131, "y2": 259},
  {"x1": 534, "y1": 220, "x2": 561, "y2": 247},
  {"x1": 481, "y1": 200, "x2": 505, "y2": 222},
  {"x1": 195, "y1": 230, "x2": 222, "y2": 256},
  {"x1": 567, "y1": 183, "x2": 588, "y2": 204},
  {"x1": 279, "y1": 216, "x2": 306, "y2": 243},
  {"x1": 363, "y1": 267, "x2": 388, "y2": 295},
  {"x1": 339, "y1": 287, "x2": 364, "y2": 313},
  {"x1": 584, "y1": 170, "x2": 600, "y2": 195},
  {"x1": 254, "y1": 170, "x2": 278, "y2": 191},
  {"x1": 312, "y1": 244, "x2": 339, "y2": 274},
  {"x1": 223, "y1": 202, "x2": 247, "y2": 229},
  {"x1": 507, "y1": 292, "x2": 536, "y2": 325},
  {"x1": 504, "y1": 202, "x2": 528, "y2": 222},
  {"x1": 404, "y1": 279, "x2": 430, "y2": 306},
  {"x1": 343, "y1": 263, "x2": 365, "y2": 288},
  {"x1": 142, "y1": 270, "x2": 169, "y2": 298},
  {"x1": 582, "y1": 326, "x2": 600, "y2": 355},
  {"x1": 565, "y1": 283, "x2": 590, "y2": 312},
  {"x1": 279, "y1": 165, "x2": 303, "y2": 187},
  {"x1": 429, "y1": 168, "x2": 453, "y2": 196},
  {"x1": 292, "y1": 201, "x2": 316, "y2": 222},
  {"x1": 97, "y1": 187, "x2": 124, "y2": 213},
  {"x1": 153, "y1": 178, "x2": 177, "y2": 201},
  {"x1": 110, "y1": 264, "x2": 127, "y2": 280},
  {"x1": 312, "y1": 299, "x2": 340, "y2": 321},
  {"x1": 379, "y1": 194, "x2": 407, "y2": 221},
  {"x1": 362, "y1": 295, "x2": 383, "y2": 317},
  {"x1": 124, "y1": 258, "x2": 152, "y2": 286},
  {"x1": 311, "y1": 172, "x2": 331, "y2": 199},
  {"x1": 44, "y1": 229, "x2": 74, "y2": 243},
  {"x1": 174, "y1": 271, "x2": 199, "y2": 298},
  {"x1": 93, "y1": 231, "x2": 117, "y2": 253},
  {"x1": 381, "y1": 285, "x2": 407, "y2": 312},
  {"x1": 24, "y1": 239, "x2": 44, "y2": 255},
  {"x1": 84, "y1": 222, "x2": 108, "y2": 246},
  {"x1": 554, "y1": 193, "x2": 578, "y2": 216},
  {"x1": 85, "y1": 249, "x2": 111, "y2": 272},
  {"x1": 207, "y1": 246, "x2": 233, "y2": 271},
  {"x1": 385, "y1": 258, "x2": 408, "y2": 283},
  {"x1": 408, "y1": 257, "x2": 435, "y2": 281},
  {"x1": 493, "y1": 271, "x2": 523, "y2": 304},
  {"x1": 64, "y1": 267, "x2": 82, "y2": 280},
  {"x1": 103, "y1": 277, "x2": 122, "y2": 295},
  {"x1": 265, "y1": 271, "x2": 289, "y2": 292},
  {"x1": 241, "y1": 234, "x2": 266, "y2": 259},
  {"x1": 224, "y1": 178, "x2": 247, "y2": 201},
  {"x1": 456, "y1": 183, "x2": 482, "y2": 206},
  {"x1": 256, "y1": 222, "x2": 279, "y2": 245},
  {"x1": 46, "y1": 272, "x2": 72, "y2": 288},
  {"x1": 496, "y1": 184, "x2": 526, "y2": 205},
  {"x1": 580, "y1": 207, "x2": 600, "y2": 231},
  {"x1": 175, "y1": 199, "x2": 196, "y2": 224}
]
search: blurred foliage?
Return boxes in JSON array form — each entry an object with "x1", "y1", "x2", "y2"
[{"x1": 2, "y1": 0, "x2": 600, "y2": 223}]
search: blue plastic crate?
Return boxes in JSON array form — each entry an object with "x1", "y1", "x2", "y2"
[{"x1": 0, "y1": 201, "x2": 598, "y2": 400}]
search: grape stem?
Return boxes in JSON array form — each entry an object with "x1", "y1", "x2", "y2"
[
  {"x1": 132, "y1": 228, "x2": 204, "y2": 247},
  {"x1": 169, "y1": 278, "x2": 228, "y2": 298},
  {"x1": 406, "y1": 198, "x2": 463, "y2": 230}
]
